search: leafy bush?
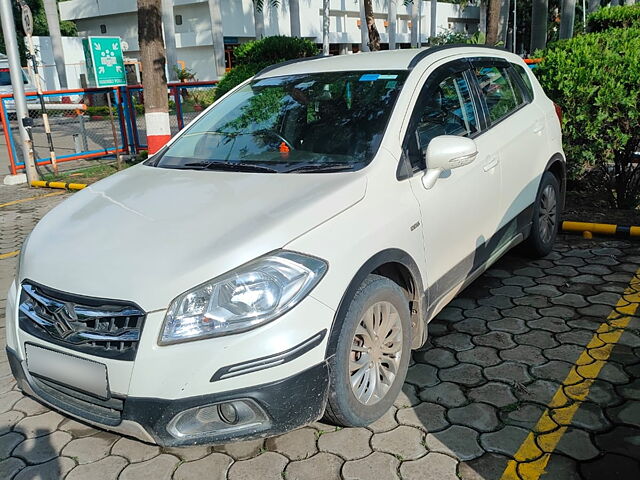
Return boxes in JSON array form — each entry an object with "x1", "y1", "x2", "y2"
[
  {"x1": 534, "y1": 28, "x2": 640, "y2": 208},
  {"x1": 214, "y1": 36, "x2": 319, "y2": 100},
  {"x1": 587, "y1": 5, "x2": 640, "y2": 32}
]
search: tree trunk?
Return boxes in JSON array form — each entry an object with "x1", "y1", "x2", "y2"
[
  {"x1": 137, "y1": 0, "x2": 170, "y2": 154},
  {"x1": 486, "y1": 0, "x2": 502, "y2": 45},
  {"x1": 161, "y1": 0, "x2": 178, "y2": 81},
  {"x1": 364, "y1": 0, "x2": 380, "y2": 50},
  {"x1": 253, "y1": 1, "x2": 264, "y2": 39},
  {"x1": 43, "y1": 0, "x2": 67, "y2": 89},
  {"x1": 388, "y1": 0, "x2": 397, "y2": 50},
  {"x1": 410, "y1": 0, "x2": 419, "y2": 47},
  {"x1": 358, "y1": 0, "x2": 369, "y2": 51},
  {"x1": 559, "y1": 0, "x2": 576, "y2": 39},
  {"x1": 206, "y1": 0, "x2": 226, "y2": 78},
  {"x1": 290, "y1": 0, "x2": 301, "y2": 37},
  {"x1": 530, "y1": 0, "x2": 548, "y2": 52},
  {"x1": 322, "y1": 0, "x2": 330, "y2": 55}
]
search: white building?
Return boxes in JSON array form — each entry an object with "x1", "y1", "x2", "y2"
[{"x1": 58, "y1": 0, "x2": 482, "y2": 81}]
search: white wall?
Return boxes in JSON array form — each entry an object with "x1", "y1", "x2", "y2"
[
  {"x1": 60, "y1": 0, "x2": 481, "y2": 81},
  {"x1": 30, "y1": 37, "x2": 87, "y2": 91}
]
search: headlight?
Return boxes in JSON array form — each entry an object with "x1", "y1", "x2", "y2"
[{"x1": 159, "y1": 251, "x2": 327, "y2": 344}]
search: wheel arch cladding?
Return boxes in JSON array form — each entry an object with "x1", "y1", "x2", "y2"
[
  {"x1": 325, "y1": 248, "x2": 426, "y2": 359},
  {"x1": 546, "y1": 153, "x2": 567, "y2": 209}
]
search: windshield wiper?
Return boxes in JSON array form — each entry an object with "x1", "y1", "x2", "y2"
[
  {"x1": 287, "y1": 163, "x2": 355, "y2": 173},
  {"x1": 179, "y1": 161, "x2": 279, "y2": 173}
]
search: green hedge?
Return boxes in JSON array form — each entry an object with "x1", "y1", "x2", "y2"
[
  {"x1": 534, "y1": 28, "x2": 640, "y2": 208},
  {"x1": 587, "y1": 5, "x2": 640, "y2": 32},
  {"x1": 214, "y1": 36, "x2": 319, "y2": 100}
]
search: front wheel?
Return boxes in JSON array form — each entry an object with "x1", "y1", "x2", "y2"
[
  {"x1": 324, "y1": 274, "x2": 411, "y2": 426},
  {"x1": 521, "y1": 171, "x2": 561, "y2": 258}
]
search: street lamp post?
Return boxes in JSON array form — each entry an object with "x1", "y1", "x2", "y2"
[{"x1": 0, "y1": 0, "x2": 38, "y2": 183}]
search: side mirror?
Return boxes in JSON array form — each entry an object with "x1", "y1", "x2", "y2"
[{"x1": 421, "y1": 135, "x2": 478, "y2": 190}]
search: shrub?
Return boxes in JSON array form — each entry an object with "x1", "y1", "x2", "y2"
[
  {"x1": 214, "y1": 36, "x2": 319, "y2": 100},
  {"x1": 587, "y1": 5, "x2": 640, "y2": 32},
  {"x1": 534, "y1": 28, "x2": 640, "y2": 208}
]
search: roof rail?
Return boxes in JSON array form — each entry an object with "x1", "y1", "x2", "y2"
[
  {"x1": 254, "y1": 55, "x2": 329, "y2": 78},
  {"x1": 407, "y1": 43, "x2": 509, "y2": 69}
]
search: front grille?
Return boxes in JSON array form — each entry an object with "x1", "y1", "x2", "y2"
[{"x1": 19, "y1": 281, "x2": 146, "y2": 361}]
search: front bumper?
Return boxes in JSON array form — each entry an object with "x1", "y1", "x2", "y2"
[{"x1": 7, "y1": 346, "x2": 329, "y2": 446}]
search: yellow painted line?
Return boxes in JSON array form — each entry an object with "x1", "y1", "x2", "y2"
[
  {"x1": 0, "y1": 250, "x2": 20, "y2": 260},
  {"x1": 500, "y1": 269, "x2": 640, "y2": 480},
  {"x1": 0, "y1": 191, "x2": 65, "y2": 209}
]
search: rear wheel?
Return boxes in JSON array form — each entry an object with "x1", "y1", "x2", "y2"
[
  {"x1": 324, "y1": 275, "x2": 411, "y2": 426},
  {"x1": 521, "y1": 171, "x2": 560, "y2": 258}
]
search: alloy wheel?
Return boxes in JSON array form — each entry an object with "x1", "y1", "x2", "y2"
[
  {"x1": 349, "y1": 301, "x2": 403, "y2": 405},
  {"x1": 539, "y1": 184, "x2": 557, "y2": 245}
]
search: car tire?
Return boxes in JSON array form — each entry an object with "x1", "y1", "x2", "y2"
[
  {"x1": 521, "y1": 171, "x2": 561, "y2": 258},
  {"x1": 324, "y1": 274, "x2": 411, "y2": 427}
]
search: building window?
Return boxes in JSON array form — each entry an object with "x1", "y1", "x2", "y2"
[
  {"x1": 175, "y1": 15, "x2": 182, "y2": 25},
  {"x1": 100, "y1": 24, "x2": 107, "y2": 34}
]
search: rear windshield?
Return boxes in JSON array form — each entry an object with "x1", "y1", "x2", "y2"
[
  {"x1": 150, "y1": 70, "x2": 408, "y2": 173},
  {"x1": 0, "y1": 68, "x2": 29, "y2": 86}
]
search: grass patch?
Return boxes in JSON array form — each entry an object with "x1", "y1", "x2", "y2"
[{"x1": 41, "y1": 162, "x2": 124, "y2": 184}]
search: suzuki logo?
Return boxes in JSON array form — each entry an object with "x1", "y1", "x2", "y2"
[{"x1": 44, "y1": 303, "x2": 77, "y2": 339}]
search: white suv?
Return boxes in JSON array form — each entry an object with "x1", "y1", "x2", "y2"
[{"x1": 5, "y1": 46, "x2": 564, "y2": 446}]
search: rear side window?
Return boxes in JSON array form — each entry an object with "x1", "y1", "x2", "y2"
[
  {"x1": 473, "y1": 65, "x2": 523, "y2": 124},
  {"x1": 512, "y1": 63, "x2": 534, "y2": 100}
]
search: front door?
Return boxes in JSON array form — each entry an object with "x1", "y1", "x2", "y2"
[{"x1": 403, "y1": 59, "x2": 502, "y2": 309}]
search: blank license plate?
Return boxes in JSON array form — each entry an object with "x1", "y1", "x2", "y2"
[{"x1": 25, "y1": 343, "x2": 109, "y2": 399}]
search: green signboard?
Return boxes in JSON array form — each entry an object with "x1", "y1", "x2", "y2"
[{"x1": 82, "y1": 36, "x2": 126, "y2": 87}]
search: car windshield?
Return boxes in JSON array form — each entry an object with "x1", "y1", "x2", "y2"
[{"x1": 150, "y1": 70, "x2": 408, "y2": 173}]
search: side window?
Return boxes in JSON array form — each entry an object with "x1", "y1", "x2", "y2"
[
  {"x1": 511, "y1": 63, "x2": 534, "y2": 101},
  {"x1": 473, "y1": 65, "x2": 523, "y2": 124},
  {"x1": 407, "y1": 71, "x2": 478, "y2": 170}
]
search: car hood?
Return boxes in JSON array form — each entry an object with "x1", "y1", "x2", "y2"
[{"x1": 20, "y1": 164, "x2": 367, "y2": 311}]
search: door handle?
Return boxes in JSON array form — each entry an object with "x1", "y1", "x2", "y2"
[
  {"x1": 483, "y1": 156, "x2": 499, "y2": 172},
  {"x1": 533, "y1": 123, "x2": 545, "y2": 135}
]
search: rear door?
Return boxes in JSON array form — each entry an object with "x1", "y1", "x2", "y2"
[{"x1": 469, "y1": 58, "x2": 547, "y2": 230}]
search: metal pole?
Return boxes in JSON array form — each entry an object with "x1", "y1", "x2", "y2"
[
  {"x1": 513, "y1": 0, "x2": 517, "y2": 53},
  {"x1": 26, "y1": 34, "x2": 58, "y2": 174},
  {"x1": 582, "y1": 0, "x2": 586, "y2": 31},
  {"x1": 43, "y1": 0, "x2": 68, "y2": 89},
  {"x1": 105, "y1": 91, "x2": 122, "y2": 169},
  {"x1": 0, "y1": 0, "x2": 38, "y2": 182}
]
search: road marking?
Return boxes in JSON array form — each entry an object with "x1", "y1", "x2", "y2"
[
  {"x1": 0, "y1": 191, "x2": 65, "y2": 209},
  {"x1": 0, "y1": 250, "x2": 20, "y2": 260},
  {"x1": 500, "y1": 268, "x2": 640, "y2": 480}
]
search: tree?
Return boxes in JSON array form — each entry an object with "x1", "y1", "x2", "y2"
[
  {"x1": 364, "y1": 0, "x2": 380, "y2": 50},
  {"x1": 137, "y1": 0, "x2": 171, "y2": 154},
  {"x1": 0, "y1": 0, "x2": 77, "y2": 66},
  {"x1": 486, "y1": 0, "x2": 503, "y2": 45},
  {"x1": 531, "y1": 0, "x2": 549, "y2": 51}
]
